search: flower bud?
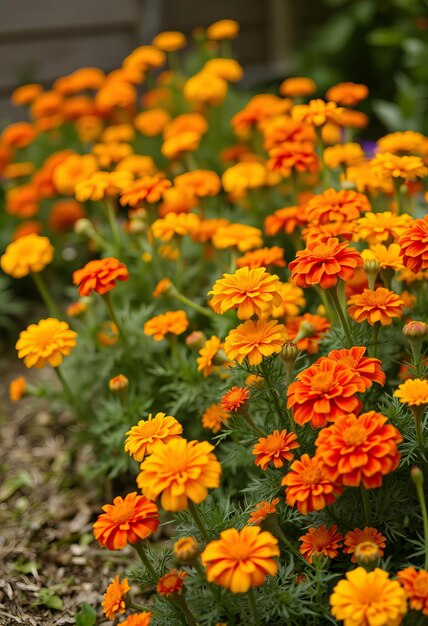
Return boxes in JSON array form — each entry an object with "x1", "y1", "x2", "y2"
[
  {"x1": 403, "y1": 321, "x2": 428, "y2": 339},
  {"x1": 173, "y1": 536, "x2": 200, "y2": 563},
  {"x1": 185, "y1": 331, "x2": 206, "y2": 350},
  {"x1": 411, "y1": 466, "x2": 424, "y2": 488},
  {"x1": 109, "y1": 374, "x2": 129, "y2": 393},
  {"x1": 67, "y1": 300, "x2": 87, "y2": 317},
  {"x1": 363, "y1": 257, "x2": 380, "y2": 275},
  {"x1": 128, "y1": 218, "x2": 146, "y2": 235},
  {"x1": 293, "y1": 320, "x2": 315, "y2": 345},
  {"x1": 74, "y1": 218, "x2": 94, "y2": 236},
  {"x1": 354, "y1": 541, "x2": 381, "y2": 569},
  {"x1": 281, "y1": 340, "x2": 299, "y2": 380},
  {"x1": 212, "y1": 348, "x2": 229, "y2": 366}
]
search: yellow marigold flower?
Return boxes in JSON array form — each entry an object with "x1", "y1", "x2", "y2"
[
  {"x1": 52, "y1": 154, "x2": 98, "y2": 196},
  {"x1": 204, "y1": 58, "x2": 243, "y2": 82},
  {"x1": 212, "y1": 223, "x2": 263, "y2": 252},
  {"x1": 279, "y1": 77, "x2": 316, "y2": 97},
  {"x1": 144, "y1": 310, "x2": 189, "y2": 341},
  {"x1": 291, "y1": 99, "x2": 343, "y2": 127},
  {"x1": 163, "y1": 113, "x2": 208, "y2": 140},
  {"x1": 134, "y1": 108, "x2": 171, "y2": 137},
  {"x1": 116, "y1": 155, "x2": 157, "y2": 177},
  {"x1": 151, "y1": 213, "x2": 201, "y2": 241},
  {"x1": 201, "y1": 526, "x2": 279, "y2": 593},
  {"x1": 269, "y1": 281, "x2": 306, "y2": 319},
  {"x1": 137, "y1": 438, "x2": 221, "y2": 511},
  {"x1": 362, "y1": 243, "x2": 404, "y2": 271},
  {"x1": 1, "y1": 234, "x2": 54, "y2": 278},
  {"x1": 9, "y1": 376, "x2": 26, "y2": 401},
  {"x1": 202, "y1": 403, "x2": 230, "y2": 433},
  {"x1": 197, "y1": 336, "x2": 225, "y2": 377},
  {"x1": 206, "y1": 19, "x2": 240, "y2": 40},
  {"x1": 16, "y1": 318, "x2": 77, "y2": 368},
  {"x1": 75, "y1": 171, "x2": 133, "y2": 201},
  {"x1": 191, "y1": 218, "x2": 230, "y2": 243},
  {"x1": 209, "y1": 267, "x2": 283, "y2": 320},
  {"x1": 394, "y1": 378, "x2": 428, "y2": 406},
  {"x1": 355, "y1": 212, "x2": 413, "y2": 244},
  {"x1": 158, "y1": 244, "x2": 179, "y2": 260},
  {"x1": 161, "y1": 131, "x2": 201, "y2": 159},
  {"x1": 222, "y1": 162, "x2": 267, "y2": 196},
  {"x1": 184, "y1": 71, "x2": 228, "y2": 106},
  {"x1": 348, "y1": 288, "x2": 404, "y2": 326},
  {"x1": 125, "y1": 412, "x2": 183, "y2": 461},
  {"x1": 101, "y1": 124, "x2": 134, "y2": 143},
  {"x1": 174, "y1": 170, "x2": 221, "y2": 197},
  {"x1": 152, "y1": 31, "x2": 186, "y2": 52},
  {"x1": 102, "y1": 576, "x2": 130, "y2": 621},
  {"x1": 174, "y1": 537, "x2": 200, "y2": 562},
  {"x1": 225, "y1": 319, "x2": 288, "y2": 366},
  {"x1": 326, "y1": 82, "x2": 368, "y2": 106},
  {"x1": 236, "y1": 247, "x2": 286, "y2": 270},
  {"x1": 324, "y1": 143, "x2": 365, "y2": 169},
  {"x1": 92, "y1": 142, "x2": 133, "y2": 168},
  {"x1": 371, "y1": 152, "x2": 428, "y2": 180},
  {"x1": 330, "y1": 567, "x2": 407, "y2": 626},
  {"x1": 120, "y1": 174, "x2": 172, "y2": 207},
  {"x1": 377, "y1": 131, "x2": 427, "y2": 155}
]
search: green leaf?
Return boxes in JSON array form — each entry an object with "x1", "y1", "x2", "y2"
[
  {"x1": 75, "y1": 603, "x2": 97, "y2": 626},
  {"x1": 372, "y1": 99, "x2": 404, "y2": 131},
  {"x1": 367, "y1": 27, "x2": 406, "y2": 46},
  {"x1": 36, "y1": 588, "x2": 64, "y2": 611}
]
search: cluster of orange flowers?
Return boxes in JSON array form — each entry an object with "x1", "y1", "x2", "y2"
[{"x1": 2, "y1": 16, "x2": 428, "y2": 626}]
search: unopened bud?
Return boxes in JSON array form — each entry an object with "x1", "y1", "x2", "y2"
[
  {"x1": 74, "y1": 218, "x2": 94, "y2": 236},
  {"x1": 212, "y1": 348, "x2": 229, "y2": 366},
  {"x1": 354, "y1": 541, "x2": 381, "y2": 569},
  {"x1": 128, "y1": 218, "x2": 146, "y2": 235},
  {"x1": 185, "y1": 331, "x2": 206, "y2": 350},
  {"x1": 403, "y1": 321, "x2": 428, "y2": 339},
  {"x1": 294, "y1": 320, "x2": 315, "y2": 345},
  {"x1": 411, "y1": 466, "x2": 424, "y2": 487},
  {"x1": 109, "y1": 374, "x2": 129, "y2": 393},
  {"x1": 67, "y1": 300, "x2": 87, "y2": 317},
  {"x1": 173, "y1": 536, "x2": 200, "y2": 562},
  {"x1": 281, "y1": 340, "x2": 299, "y2": 381},
  {"x1": 363, "y1": 257, "x2": 380, "y2": 275}
]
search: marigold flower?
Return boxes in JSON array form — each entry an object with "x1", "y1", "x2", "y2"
[
  {"x1": 1, "y1": 122, "x2": 38, "y2": 148},
  {"x1": 397, "y1": 567, "x2": 428, "y2": 616},
  {"x1": 209, "y1": 267, "x2": 282, "y2": 320},
  {"x1": 286, "y1": 313, "x2": 331, "y2": 353},
  {"x1": 164, "y1": 113, "x2": 208, "y2": 139},
  {"x1": 75, "y1": 171, "x2": 133, "y2": 201},
  {"x1": 124, "y1": 45, "x2": 165, "y2": 71},
  {"x1": 161, "y1": 131, "x2": 202, "y2": 159},
  {"x1": 153, "y1": 30, "x2": 186, "y2": 52},
  {"x1": 174, "y1": 537, "x2": 200, "y2": 562},
  {"x1": 252, "y1": 430, "x2": 299, "y2": 471},
  {"x1": 93, "y1": 492, "x2": 159, "y2": 550},
  {"x1": 348, "y1": 287, "x2": 404, "y2": 326},
  {"x1": 212, "y1": 223, "x2": 263, "y2": 252},
  {"x1": 394, "y1": 378, "x2": 428, "y2": 406},
  {"x1": 206, "y1": 19, "x2": 240, "y2": 40},
  {"x1": 16, "y1": 318, "x2": 77, "y2": 369},
  {"x1": 355, "y1": 212, "x2": 412, "y2": 245},
  {"x1": 196, "y1": 336, "x2": 225, "y2": 377},
  {"x1": 221, "y1": 386, "x2": 250, "y2": 413},
  {"x1": 299, "y1": 524, "x2": 343, "y2": 563},
  {"x1": 330, "y1": 567, "x2": 407, "y2": 626},
  {"x1": 279, "y1": 77, "x2": 316, "y2": 97},
  {"x1": 287, "y1": 358, "x2": 364, "y2": 428},
  {"x1": 224, "y1": 319, "x2": 288, "y2": 366},
  {"x1": 264, "y1": 205, "x2": 307, "y2": 236},
  {"x1": 232, "y1": 95, "x2": 291, "y2": 136},
  {"x1": 1, "y1": 234, "x2": 53, "y2": 278},
  {"x1": 11, "y1": 83, "x2": 43, "y2": 106},
  {"x1": 289, "y1": 237, "x2": 363, "y2": 289},
  {"x1": 371, "y1": 152, "x2": 428, "y2": 180},
  {"x1": 291, "y1": 99, "x2": 343, "y2": 126},
  {"x1": 343, "y1": 527, "x2": 387, "y2": 563},
  {"x1": 268, "y1": 282, "x2": 305, "y2": 319},
  {"x1": 102, "y1": 576, "x2": 130, "y2": 621},
  {"x1": 377, "y1": 130, "x2": 427, "y2": 155},
  {"x1": 125, "y1": 412, "x2": 183, "y2": 461},
  {"x1": 248, "y1": 498, "x2": 280, "y2": 525},
  {"x1": 52, "y1": 154, "x2": 98, "y2": 196},
  {"x1": 157, "y1": 569, "x2": 188, "y2": 596},
  {"x1": 48, "y1": 200, "x2": 86, "y2": 233},
  {"x1": 282, "y1": 454, "x2": 341, "y2": 514},
  {"x1": 267, "y1": 141, "x2": 319, "y2": 177},
  {"x1": 174, "y1": 170, "x2": 221, "y2": 197},
  {"x1": 222, "y1": 161, "x2": 267, "y2": 196},
  {"x1": 5, "y1": 183, "x2": 39, "y2": 218},
  {"x1": 326, "y1": 82, "x2": 368, "y2": 106},
  {"x1": 191, "y1": 218, "x2": 230, "y2": 243},
  {"x1": 109, "y1": 374, "x2": 129, "y2": 393},
  {"x1": 144, "y1": 310, "x2": 188, "y2": 341},
  {"x1": 305, "y1": 188, "x2": 370, "y2": 225},
  {"x1": 184, "y1": 71, "x2": 228, "y2": 106},
  {"x1": 363, "y1": 243, "x2": 404, "y2": 271},
  {"x1": 137, "y1": 438, "x2": 221, "y2": 511},
  {"x1": 9, "y1": 376, "x2": 26, "y2": 401},
  {"x1": 201, "y1": 526, "x2": 279, "y2": 593},
  {"x1": 98, "y1": 321, "x2": 119, "y2": 346},
  {"x1": 73, "y1": 257, "x2": 129, "y2": 297},
  {"x1": 399, "y1": 215, "x2": 428, "y2": 274},
  {"x1": 116, "y1": 155, "x2": 156, "y2": 177},
  {"x1": 151, "y1": 213, "x2": 200, "y2": 241},
  {"x1": 315, "y1": 411, "x2": 402, "y2": 488},
  {"x1": 120, "y1": 174, "x2": 172, "y2": 207},
  {"x1": 202, "y1": 403, "x2": 230, "y2": 433},
  {"x1": 262, "y1": 116, "x2": 315, "y2": 150},
  {"x1": 204, "y1": 58, "x2": 243, "y2": 82},
  {"x1": 324, "y1": 143, "x2": 365, "y2": 169},
  {"x1": 325, "y1": 346, "x2": 385, "y2": 388},
  {"x1": 236, "y1": 246, "x2": 286, "y2": 270},
  {"x1": 121, "y1": 613, "x2": 152, "y2": 626}
]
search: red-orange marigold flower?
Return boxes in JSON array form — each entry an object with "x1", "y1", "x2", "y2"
[
  {"x1": 305, "y1": 188, "x2": 370, "y2": 225},
  {"x1": 267, "y1": 141, "x2": 319, "y2": 177},
  {"x1": 73, "y1": 257, "x2": 129, "y2": 296},
  {"x1": 324, "y1": 346, "x2": 385, "y2": 389},
  {"x1": 252, "y1": 430, "x2": 300, "y2": 470},
  {"x1": 121, "y1": 613, "x2": 152, "y2": 626},
  {"x1": 282, "y1": 454, "x2": 341, "y2": 514},
  {"x1": 397, "y1": 567, "x2": 428, "y2": 615},
  {"x1": 347, "y1": 287, "x2": 404, "y2": 325},
  {"x1": 248, "y1": 498, "x2": 280, "y2": 525},
  {"x1": 343, "y1": 527, "x2": 387, "y2": 563},
  {"x1": 102, "y1": 576, "x2": 130, "y2": 620},
  {"x1": 299, "y1": 524, "x2": 343, "y2": 563},
  {"x1": 157, "y1": 569, "x2": 188, "y2": 596},
  {"x1": 315, "y1": 411, "x2": 402, "y2": 488},
  {"x1": 289, "y1": 238, "x2": 363, "y2": 289},
  {"x1": 399, "y1": 215, "x2": 428, "y2": 274},
  {"x1": 221, "y1": 386, "x2": 250, "y2": 413},
  {"x1": 287, "y1": 358, "x2": 364, "y2": 428},
  {"x1": 264, "y1": 205, "x2": 308, "y2": 236},
  {"x1": 120, "y1": 174, "x2": 172, "y2": 207},
  {"x1": 93, "y1": 492, "x2": 159, "y2": 550}
]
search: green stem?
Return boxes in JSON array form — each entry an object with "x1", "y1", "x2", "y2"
[
  {"x1": 171, "y1": 594, "x2": 198, "y2": 626},
  {"x1": 315, "y1": 127, "x2": 329, "y2": 189},
  {"x1": 246, "y1": 587, "x2": 260, "y2": 625},
  {"x1": 393, "y1": 178, "x2": 404, "y2": 216},
  {"x1": 414, "y1": 473, "x2": 428, "y2": 569},
  {"x1": 102, "y1": 292, "x2": 130, "y2": 348},
  {"x1": 32, "y1": 273, "x2": 61, "y2": 318},
  {"x1": 242, "y1": 411, "x2": 267, "y2": 437},
  {"x1": 328, "y1": 287, "x2": 353, "y2": 347},
  {"x1": 172, "y1": 290, "x2": 217, "y2": 319},
  {"x1": 133, "y1": 541, "x2": 158, "y2": 581},
  {"x1": 360, "y1": 486, "x2": 372, "y2": 526},
  {"x1": 412, "y1": 407, "x2": 426, "y2": 451},
  {"x1": 54, "y1": 365, "x2": 74, "y2": 403},
  {"x1": 275, "y1": 525, "x2": 314, "y2": 568},
  {"x1": 314, "y1": 285, "x2": 337, "y2": 323},
  {"x1": 188, "y1": 501, "x2": 210, "y2": 543},
  {"x1": 103, "y1": 198, "x2": 122, "y2": 256},
  {"x1": 370, "y1": 325, "x2": 379, "y2": 359},
  {"x1": 260, "y1": 361, "x2": 296, "y2": 434},
  {"x1": 290, "y1": 168, "x2": 299, "y2": 205}
]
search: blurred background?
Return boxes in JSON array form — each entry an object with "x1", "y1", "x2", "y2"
[{"x1": 1, "y1": 0, "x2": 428, "y2": 133}]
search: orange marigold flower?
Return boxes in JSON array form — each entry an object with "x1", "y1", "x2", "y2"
[
  {"x1": 102, "y1": 576, "x2": 130, "y2": 621},
  {"x1": 222, "y1": 161, "x2": 267, "y2": 196},
  {"x1": 5, "y1": 183, "x2": 39, "y2": 218},
  {"x1": 324, "y1": 142, "x2": 365, "y2": 169},
  {"x1": 153, "y1": 277, "x2": 172, "y2": 297},
  {"x1": 121, "y1": 613, "x2": 152, "y2": 626},
  {"x1": 232, "y1": 94, "x2": 290, "y2": 136},
  {"x1": 16, "y1": 318, "x2": 77, "y2": 369},
  {"x1": 9, "y1": 376, "x2": 26, "y2": 401},
  {"x1": 252, "y1": 430, "x2": 299, "y2": 471},
  {"x1": 192, "y1": 218, "x2": 230, "y2": 243},
  {"x1": 161, "y1": 131, "x2": 201, "y2": 160},
  {"x1": 236, "y1": 246, "x2": 286, "y2": 270},
  {"x1": 201, "y1": 526, "x2": 279, "y2": 593},
  {"x1": 286, "y1": 313, "x2": 331, "y2": 354},
  {"x1": 174, "y1": 536, "x2": 200, "y2": 562},
  {"x1": 399, "y1": 215, "x2": 428, "y2": 274},
  {"x1": 125, "y1": 412, "x2": 183, "y2": 461},
  {"x1": 343, "y1": 527, "x2": 387, "y2": 563},
  {"x1": 1, "y1": 122, "x2": 38, "y2": 148},
  {"x1": 206, "y1": 19, "x2": 240, "y2": 40},
  {"x1": 287, "y1": 358, "x2": 364, "y2": 428},
  {"x1": 355, "y1": 211, "x2": 413, "y2": 244},
  {"x1": 371, "y1": 152, "x2": 428, "y2": 180},
  {"x1": 291, "y1": 99, "x2": 343, "y2": 127},
  {"x1": 326, "y1": 82, "x2": 368, "y2": 106},
  {"x1": 264, "y1": 205, "x2": 308, "y2": 236},
  {"x1": 12, "y1": 221, "x2": 42, "y2": 241},
  {"x1": 209, "y1": 267, "x2": 282, "y2": 320},
  {"x1": 348, "y1": 287, "x2": 404, "y2": 326},
  {"x1": 330, "y1": 567, "x2": 407, "y2": 626},
  {"x1": 305, "y1": 188, "x2": 370, "y2": 225},
  {"x1": 48, "y1": 200, "x2": 85, "y2": 233},
  {"x1": 153, "y1": 30, "x2": 186, "y2": 52},
  {"x1": 137, "y1": 438, "x2": 221, "y2": 511},
  {"x1": 157, "y1": 569, "x2": 188, "y2": 596},
  {"x1": 11, "y1": 83, "x2": 43, "y2": 106},
  {"x1": 183, "y1": 71, "x2": 228, "y2": 106},
  {"x1": 302, "y1": 220, "x2": 357, "y2": 244},
  {"x1": 394, "y1": 378, "x2": 428, "y2": 406},
  {"x1": 75, "y1": 171, "x2": 133, "y2": 202},
  {"x1": 299, "y1": 524, "x2": 344, "y2": 563},
  {"x1": 98, "y1": 321, "x2": 119, "y2": 346},
  {"x1": 248, "y1": 498, "x2": 280, "y2": 525},
  {"x1": 282, "y1": 454, "x2": 341, "y2": 514},
  {"x1": 109, "y1": 374, "x2": 129, "y2": 393},
  {"x1": 270, "y1": 281, "x2": 305, "y2": 319},
  {"x1": 267, "y1": 141, "x2": 319, "y2": 177},
  {"x1": 73, "y1": 257, "x2": 129, "y2": 297},
  {"x1": 197, "y1": 336, "x2": 226, "y2": 377},
  {"x1": 52, "y1": 153, "x2": 98, "y2": 196},
  {"x1": 1, "y1": 233, "x2": 53, "y2": 278},
  {"x1": 202, "y1": 403, "x2": 230, "y2": 433},
  {"x1": 120, "y1": 174, "x2": 172, "y2": 207},
  {"x1": 204, "y1": 58, "x2": 243, "y2": 83},
  {"x1": 93, "y1": 492, "x2": 159, "y2": 550},
  {"x1": 174, "y1": 170, "x2": 221, "y2": 197},
  {"x1": 164, "y1": 113, "x2": 208, "y2": 140},
  {"x1": 151, "y1": 212, "x2": 201, "y2": 242},
  {"x1": 377, "y1": 130, "x2": 427, "y2": 155},
  {"x1": 212, "y1": 223, "x2": 263, "y2": 252},
  {"x1": 397, "y1": 567, "x2": 428, "y2": 616},
  {"x1": 262, "y1": 116, "x2": 315, "y2": 151},
  {"x1": 224, "y1": 319, "x2": 288, "y2": 366},
  {"x1": 289, "y1": 237, "x2": 363, "y2": 289},
  {"x1": 316, "y1": 410, "x2": 402, "y2": 488},
  {"x1": 325, "y1": 346, "x2": 385, "y2": 388},
  {"x1": 279, "y1": 77, "x2": 316, "y2": 97},
  {"x1": 221, "y1": 386, "x2": 250, "y2": 413},
  {"x1": 135, "y1": 108, "x2": 171, "y2": 137},
  {"x1": 144, "y1": 310, "x2": 189, "y2": 341}
]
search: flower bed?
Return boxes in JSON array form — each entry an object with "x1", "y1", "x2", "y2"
[{"x1": 1, "y1": 18, "x2": 428, "y2": 626}]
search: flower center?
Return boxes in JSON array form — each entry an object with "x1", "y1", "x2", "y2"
[
  {"x1": 312, "y1": 243, "x2": 334, "y2": 259},
  {"x1": 413, "y1": 574, "x2": 428, "y2": 596},
  {"x1": 301, "y1": 464, "x2": 323, "y2": 485},
  {"x1": 311, "y1": 372, "x2": 334, "y2": 393},
  {"x1": 264, "y1": 435, "x2": 282, "y2": 452},
  {"x1": 342, "y1": 425, "x2": 367, "y2": 446},
  {"x1": 229, "y1": 541, "x2": 252, "y2": 561},
  {"x1": 110, "y1": 502, "x2": 135, "y2": 523},
  {"x1": 313, "y1": 530, "x2": 329, "y2": 550}
]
